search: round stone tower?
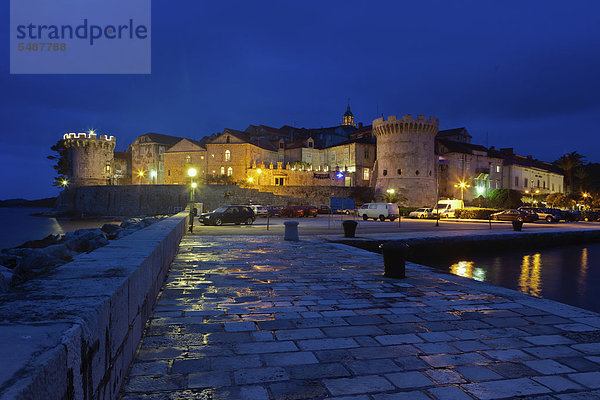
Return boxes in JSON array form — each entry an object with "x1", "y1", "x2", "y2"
[
  {"x1": 62, "y1": 132, "x2": 116, "y2": 186},
  {"x1": 373, "y1": 114, "x2": 439, "y2": 206}
]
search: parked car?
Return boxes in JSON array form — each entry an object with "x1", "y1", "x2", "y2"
[
  {"x1": 518, "y1": 207, "x2": 560, "y2": 222},
  {"x1": 318, "y1": 205, "x2": 331, "y2": 214},
  {"x1": 408, "y1": 208, "x2": 433, "y2": 219},
  {"x1": 358, "y1": 203, "x2": 399, "y2": 221},
  {"x1": 281, "y1": 205, "x2": 305, "y2": 218},
  {"x1": 199, "y1": 205, "x2": 255, "y2": 226},
  {"x1": 303, "y1": 205, "x2": 318, "y2": 217},
  {"x1": 581, "y1": 210, "x2": 600, "y2": 222},
  {"x1": 491, "y1": 209, "x2": 538, "y2": 222},
  {"x1": 249, "y1": 204, "x2": 269, "y2": 217},
  {"x1": 267, "y1": 205, "x2": 282, "y2": 217}
]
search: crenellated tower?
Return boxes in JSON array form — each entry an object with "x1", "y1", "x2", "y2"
[
  {"x1": 373, "y1": 114, "x2": 439, "y2": 206},
  {"x1": 62, "y1": 132, "x2": 116, "y2": 186}
]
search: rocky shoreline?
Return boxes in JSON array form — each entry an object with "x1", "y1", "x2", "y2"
[{"x1": 0, "y1": 216, "x2": 168, "y2": 290}]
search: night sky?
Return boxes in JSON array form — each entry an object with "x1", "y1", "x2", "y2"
[{"x1": 2, "y1": 1, "x2": 600, "y2": 199}]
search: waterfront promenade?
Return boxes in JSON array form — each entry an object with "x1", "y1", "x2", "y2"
[{"x1": 120, "y1": 231, "x2": 600, "y2": 399}]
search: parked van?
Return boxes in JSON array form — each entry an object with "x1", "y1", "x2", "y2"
[
  {"x1": 359, "y1": 203, "x2": 399, "y2": 221},
  {"x1": 432, "y1": 199, "x2": 464, "y2": 218}
]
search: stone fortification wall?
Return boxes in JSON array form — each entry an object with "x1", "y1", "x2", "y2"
[
  {"x1": 57, "y1": 184, "x2": 357, "y2": 216},
  {"x1": 373, "y1": 114, "x2": 439, "y2": 207},
  {"x1": 0, "y1": 212, "x2": 188, "y2": 400}
]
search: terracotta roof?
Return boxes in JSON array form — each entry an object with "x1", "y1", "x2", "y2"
[{"x1": 436, "y1": 139, "x2": 488, "y2": 155}]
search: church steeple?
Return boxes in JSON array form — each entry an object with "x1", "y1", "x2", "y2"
[{"x1": 341, "y1": 101, "x2": 356, "y2": 127}]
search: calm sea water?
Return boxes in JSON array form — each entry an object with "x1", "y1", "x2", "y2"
[
  {"x1": 0, "y1": 208, "x2": 116, "y2": 250},
  {"x1": 421, "y1": 244, "x2": 600, "y2": 314}
]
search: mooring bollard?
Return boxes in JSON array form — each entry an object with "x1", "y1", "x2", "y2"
[
  {"x1": 379, "y1": 242, "x2": 409, "y2": 278},
  {"x1": 284, "y1": 221, "x2": 299, "y2": 241},
  {"x1": 342, "y1": 220, "x2": 358, "y2": 238}
]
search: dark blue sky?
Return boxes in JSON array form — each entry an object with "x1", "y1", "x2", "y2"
[{"x1": 2, "y1": 1, "x2": 600, "y2": 199}]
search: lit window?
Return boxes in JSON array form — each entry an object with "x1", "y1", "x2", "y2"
[
  {"x1": 201, "y1": 155, "x2": 205, "y2": 160},
  {"x1": 220, "y1": 167, "x2": 225, "y2": 175},
  {"x1": 225, "y1": 150, "x2": 231, "y2": 162},
  {"x1": 227, "y1": 167, "x2": 233, "y2": 176},
  {"x1": 363, "y1": 168, "x2": 370, "y2": 180},
  {"x1": 496, "y1": 165, "x2": 500, "y2": 173},
  {"x1": 185, "y1": 156, "x2": 191, "y2": 164}
]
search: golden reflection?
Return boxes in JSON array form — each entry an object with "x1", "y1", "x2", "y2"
[
  {"x1": 578, "y1": 247, "x2": 588, "y2": 296},
  {"x1": 518, "y1": 253, "x2": 542, "y2": 297},
  {"x1": 450, "y1": 261, "x2": 474, "y2": 279}
]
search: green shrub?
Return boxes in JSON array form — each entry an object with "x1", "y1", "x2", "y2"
[{"x1": 455, "y1": 207, "x2": 499, "y2": 220}]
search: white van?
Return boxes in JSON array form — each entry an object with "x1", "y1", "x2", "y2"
[
  {"x1": 432, "y1": 199, "x2": 464, "y2": 218},
  {"x1": 359, "y1": 203, "x2": 399, "y2": 221}
]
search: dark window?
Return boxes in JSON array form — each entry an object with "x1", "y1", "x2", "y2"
[
  {"x1": 279, "y1": 142, "x2": 284, "y2": 149},
  {"x1": 167, "y1": 170, "x2": 170, "y2": 176},
  {"x1": 397, "y1": 169, "x2": 402, "y2": 175},
  {"x1": 429, "y1": 171, "x2": 432, "y2": 176},
  {"x1": 415, "y1": 170, "x2": 420, "y2": 175},
  {"x1": 308, "y1": 141, "x2": 313, "y2": 148},
  {"x1": 383, "y1": 170, "x2": 387, "y2": 176},
  {"x1": 226, "y1": 136, "x2": 230, "y2": 144}
]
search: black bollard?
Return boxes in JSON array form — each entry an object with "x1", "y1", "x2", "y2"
[
  {"x1": 512, "y1": 220, "x2": 523, "y2": 231},
  {"x1": 380, "y1": 242, "x2": 409, "y2": 278},
  {"x1": 342, "y1": 220, "x2": 358, "y2": 238}
]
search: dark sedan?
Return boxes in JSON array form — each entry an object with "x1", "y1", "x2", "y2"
[
  {"x1": 199, "y1": 205, "x2": 255, "y2": 226},
  {"x1": 491, "y1": 209, "x2": 538, "y2": 222}
]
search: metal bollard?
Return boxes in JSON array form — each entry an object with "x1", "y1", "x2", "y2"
[
  {"x1": 284, "y1": 221, "x2": 299, "y2": 241},
  {"x1": 379, "y1": 242, "x2": 409, "y2": 278},
  {"x1": 342, "y1": 220, "x2": 358, "y2": 238}
]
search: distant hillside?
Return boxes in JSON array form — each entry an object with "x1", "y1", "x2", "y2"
[{"x1": 0, "y1": 197, "x2": 57, "y2": 208}]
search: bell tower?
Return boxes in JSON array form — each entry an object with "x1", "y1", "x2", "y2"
[{"x1": 341, "y1": 102, "x2": 356, "y2": 127}]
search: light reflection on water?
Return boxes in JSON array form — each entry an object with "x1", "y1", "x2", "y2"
[{"x1": 427, "y1": 244, "x2": 600, "y2": 313}]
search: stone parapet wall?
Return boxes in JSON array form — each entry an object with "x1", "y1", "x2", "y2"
[
  {"x1": 0, "y1": 212, "x2": 188, "y2": 400},
  {"x1": 57, "y1": 185, "x2": 358, "y2": 216}
]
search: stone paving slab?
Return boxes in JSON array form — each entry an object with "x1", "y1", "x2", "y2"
[{"x1": 120, "y1": 235, "x2": 600, "y2": 399}]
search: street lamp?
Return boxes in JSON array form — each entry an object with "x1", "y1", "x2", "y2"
[
  {"x1": 61, "y1": 179, "x2": 69, "y2": 188},
  {"x1": 188, "y1": 168, "x2": 197, "y2": 233},
  {"x1": 137, "y1": 170, "x2": 145, "y2": 184},
  {"x1": 583, "y1": 193, "x2": 591, "y2": 209},
  {"x1": 524, "y1": 189, "x2": 540, "y2": 205},
  {"x1": 454, "y1": 181, "x2": 471, "y2": 201}
]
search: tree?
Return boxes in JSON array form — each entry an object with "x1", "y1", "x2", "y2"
[
  {"x1": 382, "y1": 189, "x2": 407, "y2": 204},
  {"x1": 545, "y1": 193, "x2": 568, "y2": 208},
  {"x1": 47, "y1": 140, "x2": 70, "y2": 187},
  {"x1": 488, "y1": 189, "x2": 522, "y2": 209},
  {"x1": 554, "y1": 152, "x2": 586, "y2": 194}
]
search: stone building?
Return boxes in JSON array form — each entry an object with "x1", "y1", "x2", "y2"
[
  {"x1": 373, "y1": 115, "x2": 439, "y2": 206},
  {"x1": 436, "y1": 128, "x2": 504, "y2": 201},
  {"x1": 163, "y1": 138, "x2": 207, "y2": 185},
  {"x1": 63, "y1": 132, "x2": 115, "y2": 186},
  {"x1": 492, "y1": 148, "x2": 564, "y2": 195},
  {"x1": 61, "y1": 104, "x2": 564, "y2": 206},
  {"x1": 128, "y1": 133, "x2": 184, "y2": 184}
]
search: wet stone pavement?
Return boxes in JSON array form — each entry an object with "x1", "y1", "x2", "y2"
[{"x1": 120, "y1": 235, "x2": 600, "y2": 399}]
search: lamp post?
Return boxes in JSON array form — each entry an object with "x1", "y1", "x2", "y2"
[
  {"x1": 61, "y1": 179, "x2": 69, "y2": 188},
  {"x1": 524, "y1": 189, "x2": 540, "y2": 205},
  {"x1": 454, "y1": 181, "x2": 470, "y2": 201},
  {"x1": 188, "y1": 168, "x2": 197, "y2": 233},
  {"x1": 583, "y1": 193, "x2": 591, "y2": 209},
  {"x1": 137, "y1": 171, "x2": 144, "y2": 184}
]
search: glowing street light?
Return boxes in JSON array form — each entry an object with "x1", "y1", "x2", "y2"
[
  {"x1": 454, "y1": 181, "x2": 471, "y2": 201},
  {"x1": 248, "y1": 177, "x2": 254, "y2": 183},
  {"x1": 524, "y1": 189, "x2": 540, "y2": 204},
  {"x1": 61, "y1": 179, "x2": 69, "y2": 188},
  {"x1": 188, "y1": 168, "x2": 198, "y2": 233},
  {"x1": 137, "y1": 170, "x2": 145, "y2": 184},
  {"x1": 386, "y1": 188, "x2": 395, "y2": 194},
  {"x1": 583, "y1": 192, "x2": 592, "y2": 209}
]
